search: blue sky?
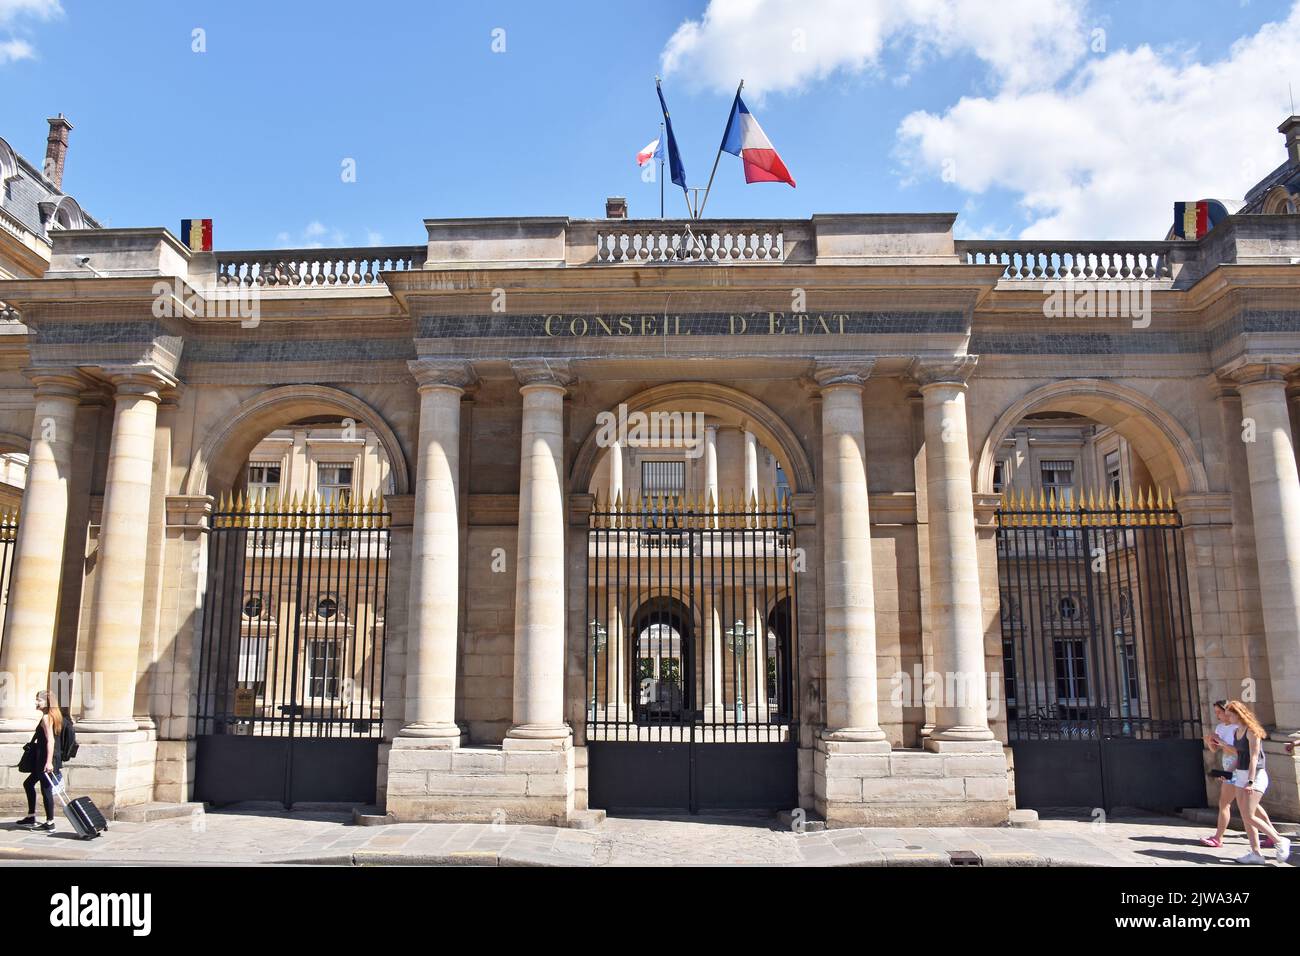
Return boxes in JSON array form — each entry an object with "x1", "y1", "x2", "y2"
[{"x1": 0, "y1": 0, "x2": 1296, "y2": 247}]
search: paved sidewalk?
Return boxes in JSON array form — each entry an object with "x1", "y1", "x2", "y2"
[{"x1": 0, "y1": 809, "x2": 1295, "y2": 867}]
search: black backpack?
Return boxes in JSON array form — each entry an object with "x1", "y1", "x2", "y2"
[{"x1": 59, "y1": 718, "x2": 78, "y2": 762}]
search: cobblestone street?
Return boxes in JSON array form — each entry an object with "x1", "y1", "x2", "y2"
[{"x1": 1, "y1": 809, "x2": 1296, "y2": 867}]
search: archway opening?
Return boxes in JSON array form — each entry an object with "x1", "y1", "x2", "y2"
[
  {"x1": 193, "y1": 408, "x2": 396, "y2": 808},
  {"x1": 988, "y1": 402, "x2": 1205, "y2": 812}
]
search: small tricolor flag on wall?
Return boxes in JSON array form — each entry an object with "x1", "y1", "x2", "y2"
[
  {"x1": 180, "y1": 219, "x2": 213, "y2": 251},
  {"x1": 1171, "y1": 200, "x2": 1227, "y2": 239}
]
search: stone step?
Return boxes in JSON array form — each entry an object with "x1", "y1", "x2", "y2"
[{"x1": 113, "y1": 802, "x2": 204, "y2": 823}]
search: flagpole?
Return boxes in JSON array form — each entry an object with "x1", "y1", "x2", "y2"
[
  {"x1": 697, "y1": 80, "x2": 743, "y2": 220},
  {"x1": 656, "y1": 75, "x2": 693, "y2": 220},
  {"x1": 659, "y1": 120, "x2": 665, "y2": 219}
]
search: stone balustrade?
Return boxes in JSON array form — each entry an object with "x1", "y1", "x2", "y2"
[
  {"x1": 592, "y1": 221, "x2": 789, "y2": 264},
  {"x1": 956, "y1": 240, "x2": 1185, "y2": 280},
  {"x1": 216, "y1": 245, "x2": 424, "y2": 287}
]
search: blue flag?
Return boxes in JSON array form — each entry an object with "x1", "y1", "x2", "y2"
[{"x1": 656, "y1": 79, "x2": 687, "y2": 189}]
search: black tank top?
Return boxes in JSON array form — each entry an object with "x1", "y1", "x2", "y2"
[
  {"x1": 30, "y1": 718, "x2": 62, "y2": 771},
  {"x1": 1235, "y1": 728, "x2": 1264, "y2": 774}
]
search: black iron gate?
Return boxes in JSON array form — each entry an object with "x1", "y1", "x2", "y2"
[
  {"x1": 996, "y1": 489, "x2": 1204, "y2": 813},
  {"x1": 0, "y1": 505, "x2": 16, "y2": 641},
  {"x1": 195, "y1": 493, "x2": 390, "y2": 807},
  {"x1": 585, "y1": 492, "x2": 799, "y2": 814}
]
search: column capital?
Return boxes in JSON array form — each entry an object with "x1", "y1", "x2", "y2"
[
  {"x1": 408, "y1": 358, "x2": 477, "y2": 391},
  {"x1": 98, "y1": 365, "x2": 178, "y2": 402},
  {"x1": 908, "y1": 355, "x2": 979, "y2": 390},
  {"x1": 21, "y1": 367, "x2": 87, "y2": 398},
  {"x1": 1217, "y1": 361, "x2": 1295, "y2": 390},
  {"x1": 812, "y1": 357, "x2": 875, "y2": 390},
  {"x1": 511, "y1": 358, "x2": 574, "y2": 390}
]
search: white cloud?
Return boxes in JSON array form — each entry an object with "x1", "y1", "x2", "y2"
[
  {"x1": 0, "y1": 0, "x2": 61, "y2": 66},
  {"x1": 0, "y1": 36, "x2": 32, "y2": 63},
  {"x1": 660, "y1": 0, "x2": 1089, "y2": 98},
  {"x1": 0, "y1": 0, "x2": 61, "y2": 25},
  {"x1": 276, "y1": 221, "x2": 347, "y2": 249},
  {"x1": 896, "y1": 3, "x2": 1300, "y2": 238}
]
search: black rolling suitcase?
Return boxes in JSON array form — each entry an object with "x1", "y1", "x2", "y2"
[{"x1": 46, "y1": 772, "x2": 108, "y2": 839}]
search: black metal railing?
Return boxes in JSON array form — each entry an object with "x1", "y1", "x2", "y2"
[
  {"x1": 996, "y1": 488, "x2": 1201, "y2": 742},
  {"x1": 585, "y1": 491, "x2": 798, "y2": 744},
  {"x1": 0, "y1": 505, "x2": 16, "y2": 644},
  {"x1": 195, "y1": 493, "x2": 390, "y2": 739}
]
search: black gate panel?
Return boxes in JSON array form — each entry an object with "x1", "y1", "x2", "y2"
[
  {"x1": 588, "y1": 742, "x2": 691, "y2": 812},
  {"x1": 195, "y1": 735, "x2": 291, "y2": 805},
  {"x1": 1100, "y1": 737, "x2": 1206, "y2": 812},
  {"x1": 195, "y1": 493, "x2": 390, "y2": 808},
  {"x1": 997, "y1": 490, "x2": 1205, "y2": 813},
  {"x1": 287, "y1": 739, "x2": 380, "y2": 805},
  {"x1": 1010, "y1": 740, "x2": 1103, "y2": 810},
  {"x1": 585, "y1": 491, "x2": 799, "y2": 815},
  {"x1": 693, "y1": 742, "x2": 798, "y2": 811}
]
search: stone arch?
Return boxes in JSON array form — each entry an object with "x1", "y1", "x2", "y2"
[
  {"x1": 181, "y1": 384, "x2": 410, "y2": 496},
  {"x1": 570, "y1": 382, "x2": 814, "y2": 495},
  {"x1": 0, "y1": 430, "x2": 30, "y2": 454},
  {"x1": 975, "y1": 379, "x2": 1210, "y2": 497}
]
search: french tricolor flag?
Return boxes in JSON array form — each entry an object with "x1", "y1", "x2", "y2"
[{"x1": 721, "y1": 95, "x2": 795, "y2": 187}]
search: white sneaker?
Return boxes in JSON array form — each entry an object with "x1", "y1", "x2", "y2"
[
  {"x1": 1236, "y1": 851, "x2": 1267, "y2": 865},
  {"x1": 1275, "y1": 837, "x2": 1291, "y2": 863}
]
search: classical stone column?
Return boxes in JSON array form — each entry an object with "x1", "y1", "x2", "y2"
[
  {"x1": 816, "y1": 361, "x2": 887, "y2": 744},
  {"x1": 0, "y1": 371, "x2": 83, "y2": 730},
  {"x1": 744, "y1": 427, "x2": 759, "y2": 502},
  {"x1": 79, "y1": 368, "x2": 173, "y2": 733},
  {"x1": 507, "y1": 359, "x2": 573, "y2": 745},
  {"x1": 400, "y1": 360, "x2": 475, "y2": 741},
  {"x1": 607, "y1": 439, "x2": 624, "y2": 508},
  {"x1": 1231, "y1": 364, "x2": 1300, "y2": 734},
  {"x1": 912, "y1": 358, "x2": 995, "y2": 746},
  {"x1": 704, "y1": 425, "x2": 719, "y2": 514}
]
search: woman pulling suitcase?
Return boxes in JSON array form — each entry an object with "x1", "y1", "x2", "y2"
[{"x1": 16, "y1": 690, "x2": 62, "y2": 833}]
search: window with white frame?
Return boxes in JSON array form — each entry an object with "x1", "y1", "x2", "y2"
[
  {"x1": 248, "y1": 461, "x2": 282, "y2": 502},
  {"x1": 316, "y1": 462, "x2": 353, "y2": 508},
  {"x1": 237, "y1": 634, "x2": 268, "y2": 696},
  {"x1": 306, "y1": 638, "x2": 341, "y2": 699},
  {"x1": 1040, "y1": 459, "x2": 1075, "y2": 504},
  {"x1": 1105, "y1": 450, "x2": 1122, "y2": 501}
]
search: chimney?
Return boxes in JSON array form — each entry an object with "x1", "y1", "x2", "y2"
[
  {"x1": 605, "y1": 196, "x2": 628, "y2": 219},
  {"x1": 1280, "y1": 115, "x2": 1300, "y2": 167},
  {"x1": 44, "y1": 114, "x2": 73, "y2": 190}
]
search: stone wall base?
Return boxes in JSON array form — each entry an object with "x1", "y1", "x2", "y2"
[
  {"x1": 0, "y1": 729, "x2": 157, "y2": 817},
  {"x1": 153, "y1": 739, "x2": 194, "y2": 804},
  {"x1": 814, "y1": 738, "x2": 1010, "y2": 827},
  {"x1": 385, "y1": 736, "x2": 575, "y2": 824},
  {"x1": 1262, "y1": 740, "x2": 1300, "y2": 822}
]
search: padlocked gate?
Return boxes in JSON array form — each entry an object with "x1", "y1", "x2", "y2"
[{"x1": 194, "y1": 494, "x2": 390, "y2": 807}]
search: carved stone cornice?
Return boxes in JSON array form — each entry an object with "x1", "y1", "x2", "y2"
[
  {"x1": 811, "y1": 356, "x2": 875, "y2": 390},
  {"x1": 408, "y1": 358, "x2": 478, "y2": 391},
  {"x1": 511, "y1": 357, "x2": 574, "y2": 389},
  {"x1": 907, "y1": 355, "x2": 979, "y2": 389}
]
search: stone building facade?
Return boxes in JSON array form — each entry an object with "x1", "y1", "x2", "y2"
[{"x1": 1, "y1": 116, "x2": 1299, "y2": 827}]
